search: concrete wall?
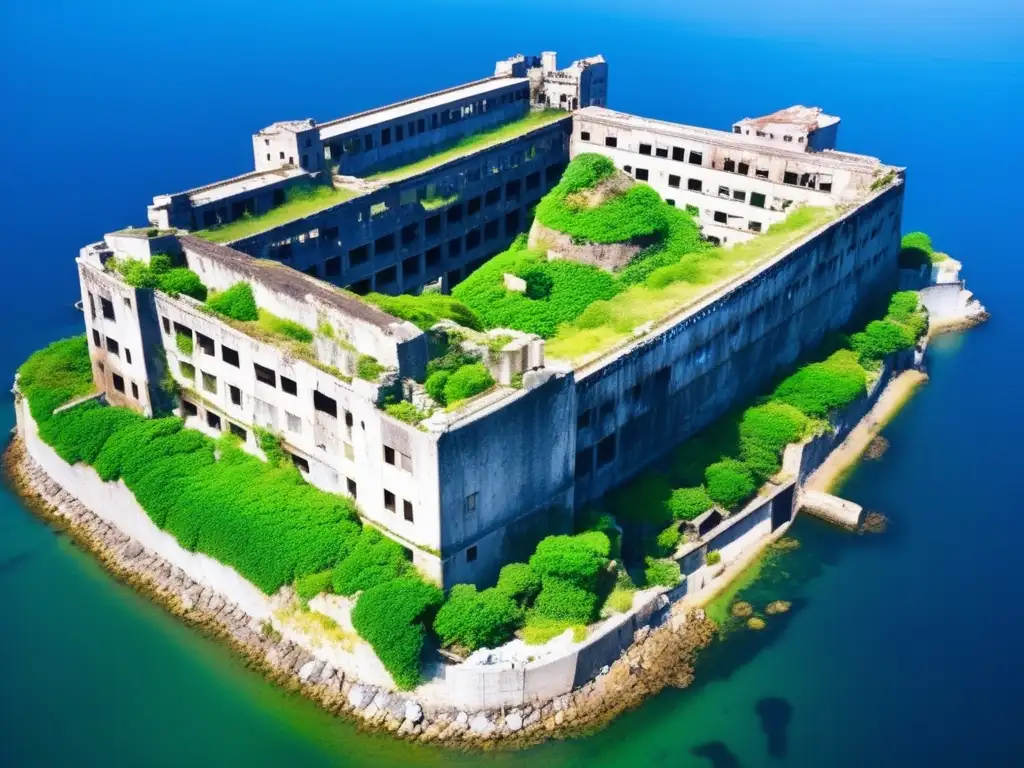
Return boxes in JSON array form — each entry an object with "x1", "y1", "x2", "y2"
[
  {"x1": 436, "y1": 372, "x2": 577, "y2": 586},
  {"x1": 573, "y1": 182, "x2": 905, "y2": 506},
  {"x1": 228, "y1": 119, "x2": 571, "y2": 296}
]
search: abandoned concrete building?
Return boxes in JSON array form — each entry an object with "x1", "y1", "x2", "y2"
[{"x1": 77, "y1": 51, "x2": 904, "y2": 588}]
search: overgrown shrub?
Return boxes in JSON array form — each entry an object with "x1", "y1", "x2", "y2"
[
  {"x1": 442, "y1": 363, "x2": 494, "y2": 404},
  {"x1": 850, "y1": 319, "x2": 916, "y2": 362},
  {"x1": 424, "y1": 370, "x2": 450, "y2": 404},
  {"x1": 705, "y1": 459, "x2": 756, "y2": 510},
  {"x1": 261, "y1": 314, "x2": 313, "y2": 343},
  {"x1": 740, "y1": 403, "x2": 809, "y2": 455},
  {"x1": 111, "y1": 257, "x2": 207, "y2": 300},
  {"x1": 364, "y1": 292, "x2": 482, "y2": 331},
  {"x1": 772, "y1": 350, "x2": 867, "y2": 417},
  {"x1": 383, "y1": 401, "x2": 428, "y2": 425},
  {"x1": 495, "y1": 562, "x2": 542, "y2": 605},
  {"x1": 295, "y1": 570, "x2": 333, "y2": 601},
  {"x1": 356, "y1": 355, "x2": 385, "y2": 381},
  {"x1": 175, "y1": 331, "x2": 193, "y2": 356},
  {"x1": 529, "y1": 532, "x2": 610, "y2": 591},
  {"x1": 605, "y1": 472, "x2": 673, "y2": 526},
  {"x1": 433, "y1": 584, "x2": 522, "y2": 651},
  {"x1": 207, "y1": 282, "x2": 259, "y2": 321},
  {"x1": 667, "y1": 486, "x2": 714, "y2": 521},
  {"x1": 17, "y1": 336, "x2": 94, "y2": 423},
  {"x1": 331, "y1": 527, "x2": 409, "y2": 596},
  {"x1": 351, "y1": 577, "x2": 443, "y2": 690},
  {"x1": 532, "y1": 577, "x2": 600, "y2": 624},
  {"x1": 706, "y1": 550, "x2": 722, "y2": 566},
  {"x1": 654, "y1": 524, "x2": 683, "y2": 557},
  {"x1": 158, "y1": 268, "x2": 208, "y2": 300},
  {"x1": 644, "y1": 557, "x2": 682, "y2": 587}
]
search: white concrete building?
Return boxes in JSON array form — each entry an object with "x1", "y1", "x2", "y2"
[{"x1": 572, "y1": 106, "x2": 890, "y2": 244}]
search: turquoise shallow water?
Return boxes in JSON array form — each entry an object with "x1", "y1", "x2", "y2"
[{"x1": 2, "y1": 1, "x2": 1023, "y2": 765}]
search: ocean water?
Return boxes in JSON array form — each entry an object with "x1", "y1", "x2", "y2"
[{"x1": 1, "y1": 1, "x2": 1022, "y2": 765}]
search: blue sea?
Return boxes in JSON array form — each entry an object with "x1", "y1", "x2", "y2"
[{"x1": 1, "y1": 1, "x2": 1022, "y2": 765}]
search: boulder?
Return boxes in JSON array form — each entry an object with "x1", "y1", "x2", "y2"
[
  {"x1": 348, "y1": 684, "x2": 373, "y2": 710},
  {"x1": 505, "y1": 713, "x2": 523, "y2": 732},
  {"x1": 404, "y1": 700, "x2": 423, "y2": 724}
]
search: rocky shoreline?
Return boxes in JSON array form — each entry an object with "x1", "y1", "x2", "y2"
[{"x1": 3, "y1": 435, "x2": 716, "y2": 749}]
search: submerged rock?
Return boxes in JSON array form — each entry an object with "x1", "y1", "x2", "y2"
[
  {"x1": 765, "y1": 601, "x2": 791, "y2": 615},
  {"x1": 747, "y1": 617, "x2": 766, "y2": 630},
  {"x1": 860, "y1": 511, "x2": 888, "y2": 534},
  {"x1": 730, "y1": 601, "x2": 754, "y2": 618},
  {"x1": 864, "y1": 435, "x2": 890, "y2": 460}
]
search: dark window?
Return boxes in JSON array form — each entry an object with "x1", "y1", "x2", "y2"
[
  {"x1": 281, "y1": 376, "x2": 297, "y2": 395},
  {"x1": 403, "y1": 500, "x2": 414, "y2": 522},
  {"x1": 526, "y1": 171, "x2": 540, "y2": 191},
  {"x1": 130, "y1": 381, "x2": 138, "y2": 399},
  {"x1": 424, "y1": 214, "x2": 441, "y2": 236},
  {"x1": 485, "y1": 186, "x2": 501, "y2": 206},
  {"x1": 783, "y1": 171, "x2": 798, "y2": 185},
  {"x1": 349, "y1": 244, "x2": 369, "y2": 266},
  {"x1": 101, "y1": 297, "x2": 115, "y2": 320},
  {"x1": 597, "y1": 434, "x2": 617, "y2": 466},
  {"x1": 466, "y1": 546, "x2": 477, "y2": 563},
  {"x1": 314, "y1": 390, "x2": 337, "y2": 418},
  {"x1": 723, "y1": 159, "x2": 736, "y2": 173},
  {"x1": 505, "y1": 209, "x2": 520, "y2": 234},
  {"x1": 575, "y1": 447, "x2": 593, "y2": 479},
  {"x1": 112, "y1": 373, "x2": 125, "y2": 393},
  {"x1": 688, "y1": 151, "x2": 703, "y2": 165},
  {"x1": 484, "y1": 220, "x2": 499, "y2": 240},
  {"x1": 161, "y1": 316, "x2": 170, "y2": 333},
  {"x1": 755, "y1": 168, "x2": 769, "y2": 179},
  {"x1": 384, "y1": 489, "x2": 396, "y2": 512},
  {"x1": 323, "y1": 225, "x2": 339, "y2": 242},
  {"x1": 345, "y1": 410, "x2": 354, "y2": 428},
  {"x1": 599, "y1": 399, "x2": 615, "y2": 417},
  {"x1": 624, "y1": 165, "x2": 631, "y2": 173},
  {"x1": 577, "y1": 408, "x2": 592, "y2": 429},
  {"x1": 465, "y1": 228, "x2": 481, "y2": 250},
  {"x1": 401, "y1": 222, "x2": 418, "y2": 245},
  {"x1": 635, "y1": 168, "x2": 649, "y2": 181},
  {"x1": 733, "y1": 190, "x2": 747, "y2": 202},
  {"x1": 381, "y1": 127, "x2": 391, "y2": 145},
  {"x1": 672, "y1": 147, "x2": 685, "y2": 161},
  {"x1": 364, "y1": 133, "x2": 373, "y2": 150},
  {"x1": 714, "y1": 211, "x2": 728, "y2": 224},
  {"x1": 425, "y1": 246, "x2": 441, "y2": 267},
  {"x1": 207, "y1": 411, "x2": 221, "y2": 430},
  {"x1": 750, "y1": 192, "x2": 767, "y2": 208},
  {"x1": 402, "y1": 255, "x2": 420, "y2": 277},
  {"x1": 666, "y1": 199, "x2": 675, "y2": 207},
  {"x1": 292, "y1": 454, "x2": 310, "y2": 473},
  {"x1": 395, "y1": 124, "x2": 403, "y2": 141},
  {"x1": 106, "y1": 337, "x2": 119, "y2": 356},
  {"x1": 182, "y1": 399, "x2": 198, "y2": 416},
  {"x1": 253, "y1": 363, "x2": 276, "y2": 387},
  {"x1": 447, "y1": 204, "x2": 463, "y2": 224},
  {"x1": 668, "y1": 174, "x2": 680, "y2": 188},
  {"x1": 229, "y1": 422, "x2": 247, "y2": 440},
  {"x1": 229, "y1": 384, "x2": 241, "y2": 405},
  {"x1": 656, "y1": 147, "x2": 668, "y2": 158},
  {"x1": 448, "y1": 237, "x2": 462, "y2": 258},
  {"x1": 688, "y1": 178, "x2": 703, "y2": 192},
  {"x1": 376, "y1": 265, "x2": 397, "y2": 286},
  {"x1": 222, "y1": 345, "x2": 240, "y2": 367},
  {"x1": 92, "y1": 329, "x2": 101, "y2": 347},
  {"x1": 346, "y1": 477, "x2": 357, "y2": 498},
  {"x1": 737, "y1": 162, "x2": 750, "y2": 175},
  {"x1": 639, "y1": 143, "x2": 652, "y2": 156},
  {"x1": 749, "y1": 221, "x2": 763, "y2": 233},
  {"x1": 197, "y1": 332, "x2": 214, "y2": 356},
  {"x1": 384, "y1": 446, "x2": 396, "y2": 465},
  {"x1": 580, "y1": 131, "x2": 591, "y2": 141},
  {"x1": 819, "y1": 182, "x2": 833, "y2": 193},
  {"x1": 604, "y1": 136, "x2": 617, "y2": 148},
  {"x1": 505, "y1": 179, "x2": 521, "y2": 200},
  {"x1": 374, "y1": 233, "x2": 395, "y2": 255},
  {"x1": 466, "y1": 196, "x2": 481, "y2": 215},
  {"x1": 325, "y1": 256, "x2": 341, "y2": 276}
]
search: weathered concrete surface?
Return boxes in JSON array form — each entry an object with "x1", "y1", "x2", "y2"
[{"x1": 799, "y1": 490, "x2": 863, "y2": 529}]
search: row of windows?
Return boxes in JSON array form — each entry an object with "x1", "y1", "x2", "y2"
[
  {"x1": 88, "y1": 291, "x2": 124, "y2": 322},
  {"x1": 91, "y1": 329, "x2": 133, "y2": 365},
  {"x1": 94, "y1": 358, "x2": 140, "y2": 402},
  {"x1": 330, "y1": 87, "x2": 531, "y2": 158},
  {"x1": 579, "y1": 130, "x2": 705, "y2": 167}
]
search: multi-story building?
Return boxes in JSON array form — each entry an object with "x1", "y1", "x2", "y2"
[{"x1": 75, "y1": 51, "x2": 906, "y2": 589}]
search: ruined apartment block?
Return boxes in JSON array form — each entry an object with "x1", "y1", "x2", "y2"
[{"x1": 77, "y1": 51, "x2": 906, "y2": 588}]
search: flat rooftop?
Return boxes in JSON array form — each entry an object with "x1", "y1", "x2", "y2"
[
  {"x1": 737, "y1": 105, "x2": 839, "y2": 132},
  {"x1": 319, "y1": 77, "x2": 529, "y2": 141},
  {"x1": 577, "y1": 107, "x2": 880, "y2": 170},
  {"x1": 186, "y1": 167, "x2": 308, "y2": 207}
]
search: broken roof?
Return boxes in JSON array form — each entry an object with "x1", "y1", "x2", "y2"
[{"x1": 736, "y1": 105, "x2": 839, "y2": 132}]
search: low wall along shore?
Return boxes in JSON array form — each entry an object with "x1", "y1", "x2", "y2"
[{"x1": 5, "y1": 283, "x2": 986, "y2": 746}]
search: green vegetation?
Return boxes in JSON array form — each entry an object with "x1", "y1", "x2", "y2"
[
  {"x1": 521, "y1": 614, "x2": 586, "y2": 645},
  {"x1": 442, "y1": 363, "x2": 495, "y2": 406},
  {"x1": 295, "y1": 570, "x2": 334, "y2": 601},
  {"x1": 433, "y1": 584, "x2": 522, "y2": 651},
  {"x1": 606, "y1": 586, "x2": 635, "y2": 613},
  {"x1": 194, "y1": 184, "x2": 358, "y2": 244},
  {"x1": 383, "y1": 401, "x2": 429, "y2": 425},
  {"x1": 425, "y1": 371, "x2": 450, "y2": 403},
  {"x1": 528, "y1": 532, "x2": 610, "y2": 625},
  {"x1": 110, "y1": 255, "x2": 208, "y2": 301},
  {"x1": 364, "y1": 292, "x2": 481, "y2": 331},
  {"x1": 175, "y1": 331, "x2": 193, "y2": 356},
  {"x1": 207, "y1": 282, "x2": 259, "y2": 321},
  {"x1": 257, "y1": 313, "x2": 313, "y2": 343},
  {"x1": 644, "y1": 557, "x2": 682, "y2": 587},
  {"x1": 495, "y1": 562, "x2": 542, "y2": 604},
  {"x1": 654, "y1": 524, "x2": 683, "y2": 557},
  {"x1": 350, "y1": 577, "x2": 443, "y2": 690},
  {"x1": 706, "y1": 550, "x2": 722, "y2": 566},
  {"x1": 356, "y1": 355, "x2": 386, "y2": 381},
  {"x1": 367, "y1": 110, "x2": 567, "y2": 182},
  {"x1": 667, "y1": 486, "x2": 714, "y2": 521},
  {"x1": 420, "y1": 192, "x2": 459, "y2": 211},
  {"x1": 898, "y1": 230, "x2": 948, "y2": 269},
  {"x1": 331, "y1": 526, "x2": 409, "y2": 596}
]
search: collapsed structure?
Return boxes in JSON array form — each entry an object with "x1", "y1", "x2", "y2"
[{"x1": 76, "y1": 51, "x2": 905, "y2": 588}]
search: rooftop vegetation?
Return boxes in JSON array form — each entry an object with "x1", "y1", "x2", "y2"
[
  {"x1": 366, "y1": 109, "x2": 567, "y2": 182},
  {"x1": 109, "y1": 254, "x2": 208, "y2": 301},
  {"x1": 363, "y1": 292, "x2": 481, "y2": 332},
  {"x1": 598, "y1": 289, "x2": 927, "y2": 570},
  {"x1": 194, "y1": 184, "x2": 359, "y2": 244}
]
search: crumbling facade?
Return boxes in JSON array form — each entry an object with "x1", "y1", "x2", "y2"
[{"x1": 77, "y1": 51, "x2": 905, "y2": 588}]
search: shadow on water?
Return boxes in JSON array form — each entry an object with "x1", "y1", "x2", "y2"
[
  {"x1": 0, "y1": 549, "x2": 34, "y2": 576},
  {"x1": 755, "y1": 697, "x2": 792, "y2": 758},
  {"x1": 690, "y1": 741, "x2": 742, "y2": 768}
]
